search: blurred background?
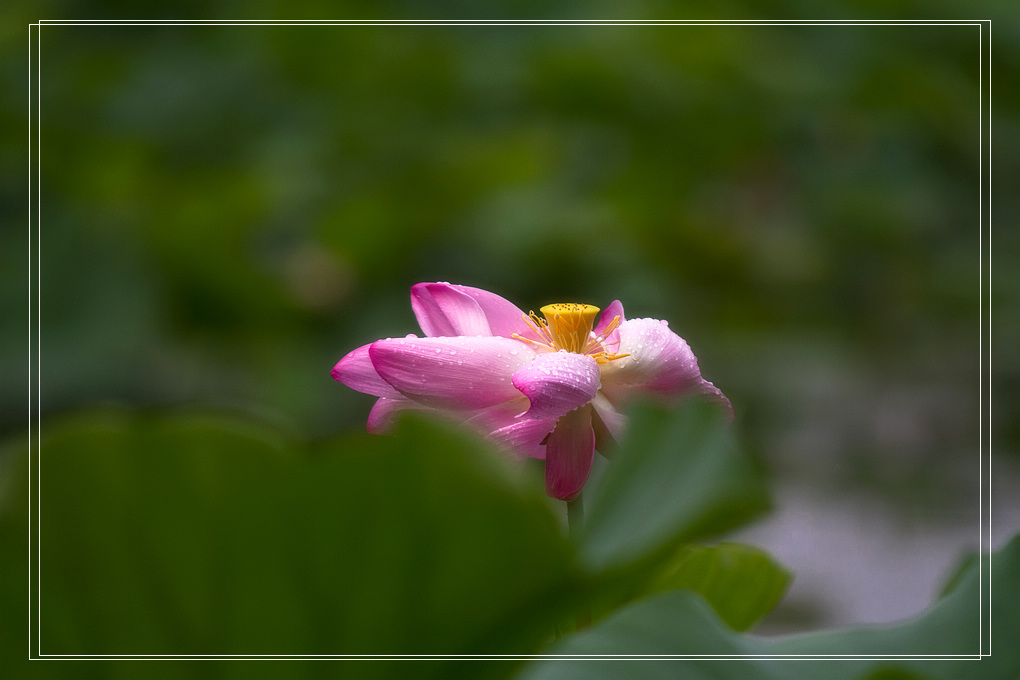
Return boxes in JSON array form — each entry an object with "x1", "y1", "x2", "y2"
[{"x1": 4, "y1": 2, "x2": 1019, "y2": 634}]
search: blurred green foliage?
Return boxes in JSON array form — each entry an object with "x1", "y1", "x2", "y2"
[{"x1": 3, "y1": 401, "x2": 777, "y2": 675}]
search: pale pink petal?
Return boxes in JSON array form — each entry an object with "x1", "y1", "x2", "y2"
[
  {"x1": 331, "y1": 343, "x2": 402, "y2": 398},
  {"x1": 487, "y1": 417, "x2": 557, "y2": 460},
  {"x1": 370, "y1": 336, "x2": 536, "y2": 410},
  {"x1": 599, "y1": 318, "x2": 706, "y2": 395},
  {"x1": 593, "y1": 299, "x2": 626, "y2": 352},
  {"x1": 511, "y1": 351, "x2": 601, "y2": 420},
  {"x1": 545, "y1": 405, "x2": 595, "y2": 500},
  {"x1": 462, "y1": 397, "x2": 531, "y2": 433},
  {"x1": 591, "y1": 392, "x2": 626, "y2": 450},
  {"x1": 366, "y1": 397, "x2": 433, "y2": 434},
  {"x1": 598, "y1": 377, "x2": 733, "y2": 423},
  {"x1": 411, "y1": 282, "x2": 538, "y2": 339}
]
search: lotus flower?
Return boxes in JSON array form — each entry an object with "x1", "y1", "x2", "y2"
[{"x1": 331, "y1": 283, "x2": 730, "y2": 500}]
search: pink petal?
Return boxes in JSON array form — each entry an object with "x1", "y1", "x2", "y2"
[
  {"x1": 487, "y1": 417, "x2": 557, "y2": 460},
  {"x1": 593, "y1": 299, "x2": 626, "y2": 352},
  {"x1": 454, "y1": 284, "x2": 543, "y2": 339},
  {"x1": 545, "y1": 405, "x2": 596, "y2": 500},
  {"x1": 369, "y1": 336, "x2": 536, "y2": 410},
  {"x1": 461, "y1": 398, "x2": 551, "y2": 458},
  {"x1": 511, "y1": 351, "x2": 601, "y2": 420},
  {"x1": 600, "y1": 318, "x2": 706, "y2": 395},
  {"x1": 410, "y1": 282, "x2": 536, "y2": 339},
  {"x1": 366, "y1": 396, "x2": 433, "y2": 433},
  {"x1": 331, "y1": 343, "x2": 402, "y2": 398},
  {"x1": 411, "y1": 283, "x2": 491, "y2": 337}
]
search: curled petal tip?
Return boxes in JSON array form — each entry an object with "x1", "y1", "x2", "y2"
[
  {"x1": 511, "y1": 352, "x2": 601, "y2": 420},
  {"x1": 332, "y1": 343, "x2": 402, "y2": 398},
  {"x1": 700, "y1": 380, "x2": 734, "y2": 422}
]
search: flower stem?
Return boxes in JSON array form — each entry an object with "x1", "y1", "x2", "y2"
[
  {"x1": 567, "y1": 494, "x2": 584, "y2": 541},
  {"x1": 566, "y1": 494, "x2": 591, "y2": 630}
]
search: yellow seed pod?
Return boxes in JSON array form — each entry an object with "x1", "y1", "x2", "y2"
[{"x1": 540, "y1": 303, "x2": 600, "y2": 354}]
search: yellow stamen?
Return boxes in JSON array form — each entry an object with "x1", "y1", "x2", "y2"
[
  {"x1": 585, "y1": 314, "x2": 630, "y2": 363},
  {"x1": 593, "y1": 315, "x2": 622, "y2": 345},
  {"x1": 590, "y1": 350, "x2": 631, "y2": 364},
  {"x1": 513, "y1": 313, "x2": 554, "y2": 348}
]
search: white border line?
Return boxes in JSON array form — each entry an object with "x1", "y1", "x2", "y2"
[
  {"x1": 33, "y1": 22, "x2": 986, "y2": 27},
  {"x1": 31, "y1": 656, "x2": 988, "y2": 661},
  {"x1": 35, "y1": 18, "x2": 991, "y2": 22},
  {"x1": 978, "y1": 21, "x2": 983, "y2": 658},
  {"x1": 986, "y1": 18, "x2": 993, "y2": 659},
  {"x1": 27, "y1": 18, "x2": 993, "y2": 662},
  {"x1": 27, "y1": 20, "x2": 33, "y2": 664},
  {"x1": 33, "y1": 18, "x2": 42, "y2": 663},
  {"x1": 29, "y1": 653, "x2": 989, "y2": 659}
]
